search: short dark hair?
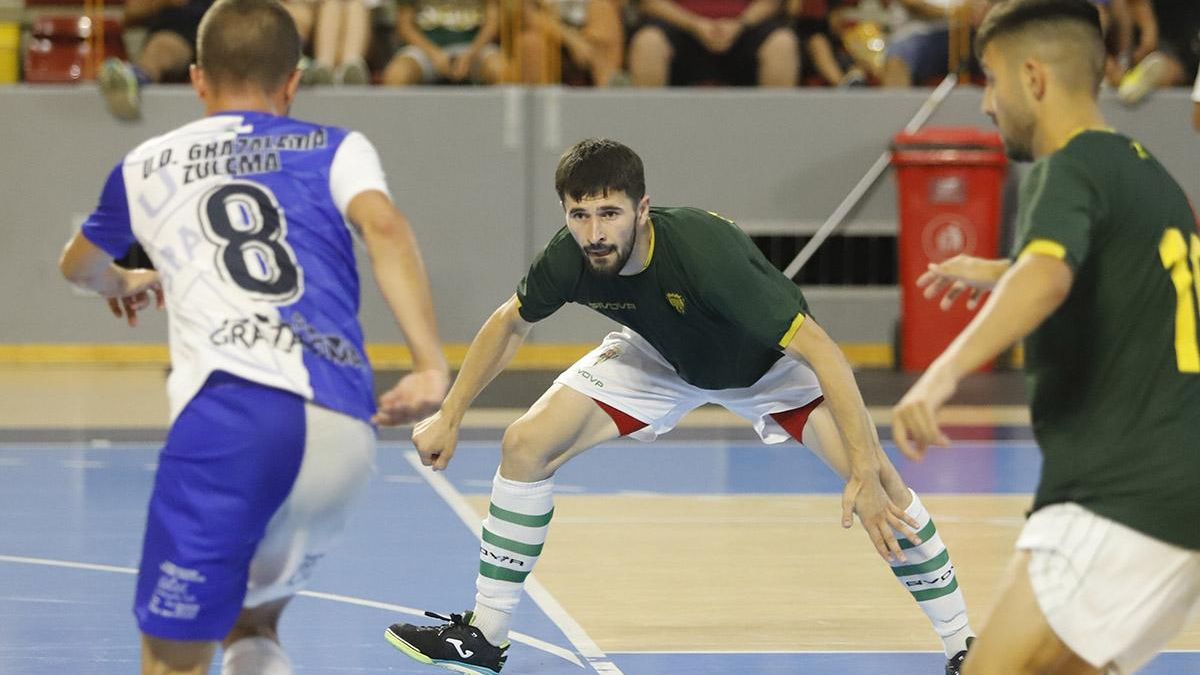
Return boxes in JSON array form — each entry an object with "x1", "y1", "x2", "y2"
[
  {"x1": 979, "y1": 0, "x2": 1099, "y2": 60},
  {"x1": 197, "y1": 0, "x2": 301, "y2": 93},
  {"x1": 555, "y1": 138, "x2": 646, "y2": 206}
]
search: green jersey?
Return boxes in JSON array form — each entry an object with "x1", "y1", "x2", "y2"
[
  {"x1": 399, "y1": 0, "x2": 484, "y2": 46},
  {"x1": 517, "y1": 206, "x2": 810, "y2": 390},
  {"x1": 1016, "y1": 130, "x2": 1200, "y2": 550}
]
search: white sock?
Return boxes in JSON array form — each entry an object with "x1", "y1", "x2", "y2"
[
  {"x1": 889, "y1": 489, "x2": 974, "y2": 657},
  {"x1": 471, "y1": 471, "x2": 555, "y2": 646},
  {"x1": 222, "y1": 636, "x2": 292, "y2": 675}
]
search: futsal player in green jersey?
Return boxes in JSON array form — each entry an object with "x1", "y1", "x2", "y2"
[
  {"x1": 893, "y1": 0, "x2": 1200, "y2": 673},
  {"x1": 385, "y1": 138, "x2": 977, "y2": 674}
]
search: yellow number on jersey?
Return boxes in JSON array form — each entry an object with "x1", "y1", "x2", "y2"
[{"x1": 1159, "y1": 229, "x2": 1200, "y2": 372}]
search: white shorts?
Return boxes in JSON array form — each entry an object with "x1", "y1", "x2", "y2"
[
  {"x1": 244, "y1": 403, "x2": 376, "y2": 607},
  {"x1": 555, "y1": 328, "x2": 823, "y2": 443},
  {"x1": 1017, "y1": 503, "x2": 1200, "y2": 674},
  {"x1": 395, "y1": 42, "x2": 499, "y2": 83}
]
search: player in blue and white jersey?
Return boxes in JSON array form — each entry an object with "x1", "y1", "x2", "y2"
[{"x1": 58, "y1": 0, "x2": 449, "y2": 672}]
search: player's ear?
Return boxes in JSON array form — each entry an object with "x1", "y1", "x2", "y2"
[
  {"x1": 637, "y1": 195, "x2": 650, "y2": 224},
  {"x1": 189, "y1": 65, "x2": 208, "y2": 101},
  {"x1": 1022, "y1": 57, "x2": 1046, "y2": 101},
  {"x1": 282, "y1": 68, "x2": 302, "y2": 107}
]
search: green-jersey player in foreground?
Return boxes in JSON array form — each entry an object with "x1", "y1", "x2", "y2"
[
  {"x1": 893, "y1": 1, "x2": 1200, "y2": 673},
  {"x1": 386, "y1": 138, "x2": 978, "y2": 675}
]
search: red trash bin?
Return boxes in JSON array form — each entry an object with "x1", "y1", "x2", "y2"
[{"x1": 891, "y1": 127, "x2": 1007, "y2": 372}]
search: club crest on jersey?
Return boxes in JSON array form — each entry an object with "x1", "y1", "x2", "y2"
[
  {"x1": 666, "y1": 293, "x2": 686, "y2": 315},
  {"x1": 593, "y1": 345, "x2": 623, "y2": 366}
]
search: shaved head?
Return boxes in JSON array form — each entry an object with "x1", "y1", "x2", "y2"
[
  {"x1": 976, "y1": 0, "x2": 1105, "y2": 94},
  {"x1": 196, "y1": 0, "x2": 301, "y2": 94}
]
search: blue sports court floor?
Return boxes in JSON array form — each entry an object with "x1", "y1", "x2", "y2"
[{"x1": 2, "y1": 428, "x2": 1198, "y2": 674}]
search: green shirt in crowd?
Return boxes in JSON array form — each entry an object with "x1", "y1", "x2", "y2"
[
  {"x1": 399, "y1": 0, "x2": 484, "y2": 46},
  {"x1": 1016, "y1": 129, "x2": 1200, "y2": 550},
  {"x1": 517, "y1": 206, "x2": 810, "y2": 390}
]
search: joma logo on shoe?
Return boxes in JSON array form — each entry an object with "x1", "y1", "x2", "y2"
[{"x1": 446, "y1": 638, "x2": 474, "y2": 659}]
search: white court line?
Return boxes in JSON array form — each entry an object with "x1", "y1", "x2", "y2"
[
  {"x1": 0, "y1": 554, "x2": 581, "y2": 667},
  {"x1": 0, "y1": 442, "x2": 163, "y2": 450},
  {"x1": 551, "y1": 515, "x2": 1027, "y2": 526},
  {"x1": 609, "y1": 649, "x2": 941, "y2": 654},
  {"x1": 395, "y1": 440, "x2": 1042, "y2": 450},
  {"x1": 0, "y1": 440, "x2": 1045, "y2": 452},
  {"x1": 607, "y1": 649, "x2": 1200, "y2": 655},
  {"x1": 404, "y1": 451, "x2": 620, "y2": 674}
]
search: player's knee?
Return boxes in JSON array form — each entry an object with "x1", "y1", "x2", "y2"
[{"x1": 500, "y1": 420, "x2": 553, "y2": 476}]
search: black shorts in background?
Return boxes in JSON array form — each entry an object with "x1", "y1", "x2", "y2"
[
  {"x1": 145, "y1": 0, "x2": 213, "y2": 52},
  {"x1": 641, "y1": 17, "x2": 792, "y2": 86}
]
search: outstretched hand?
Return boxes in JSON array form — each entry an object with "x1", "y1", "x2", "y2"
[
  {"x1": 918, "y1": 254, "x2": 1008, "y2": 312},
  {"x1": 106, "y1": 269, "x2": 164, "y2": 327},
  {"x1": 373, "y1": 369, "x2": 450, "y2": 427},
  {"x1": 841, "y1": 474, "x2": 921, "y2": 563},
  {"x1": 891, "y1": 365, "x2": 956, "y2": 461}
]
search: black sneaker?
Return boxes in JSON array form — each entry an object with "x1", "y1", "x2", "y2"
[
  {"x1": 945, "y1": 636, "x2": 975, "y2": 675},
  {"x1": 385, "y1": 610, "x2": 509, "y2": 674}
]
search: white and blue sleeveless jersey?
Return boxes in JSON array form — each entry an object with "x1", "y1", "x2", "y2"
[{"x1": 81, "y1": 111, "x2": 391, "y2": 424}]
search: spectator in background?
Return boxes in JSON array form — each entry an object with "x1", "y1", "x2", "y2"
[
  {"x1": 1192, "y1": 64, "x2": 1199, "y2": 130},
  {"x1": 1094, "y1": 0, "x2": 1135, "y2": 86},
  {"x1": 519, "y1": 0, "x2": 624, "y2": 86},
  {"x1": 99, "y1": 0, "x2": 214, "y2": 120},
  {"x1": 627, "y1": 0, "x2": 799, "y2": 86},
  {"x1": 295, "y1": 0, "x2": 375, "y2": 85},
  {"x1": 1117, "y1": 0, "x2": 1200, "y2": 104},
  {"x1": 792, "y1": 0, "x2": 868, "y2": 85},
  {"x1": 283, "y1": 0, "x2": 318, "y2": 53},
  {"x1": 381, "y1": 0, "x2": 505, "y2": 85},
  {"x1": 879, "y1": 0, "x2": 955, "y2": 86}
]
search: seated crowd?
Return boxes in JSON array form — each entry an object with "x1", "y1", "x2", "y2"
[{"x1": 21, "y1": 0, "x2": 1200, "y2": 119}]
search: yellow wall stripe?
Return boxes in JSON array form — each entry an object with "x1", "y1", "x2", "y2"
[
  {"x1": 0, "y1": 342, "x2": 1024, "y2": 369},
  {"x1": 1019, "y1": 239, "x2": 1067, "y2": 261}
]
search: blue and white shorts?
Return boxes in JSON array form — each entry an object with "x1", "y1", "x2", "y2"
[{"x1": 134, "y1": 371, "x2": 375, "y2": 640}]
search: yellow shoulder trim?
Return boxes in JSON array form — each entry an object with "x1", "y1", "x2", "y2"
[
  {"x1": 1061, "y1": 126, "x2": 1116, "y2": 150},
  {"x1": 1019, "y1": 239, "x2": 1067, "y2": 261},
  {"x1": 778, "y1": 312, "x2": 807, "y2": 348},
  {"x1": 640, "y1": 219, "x2": 656, "y2": 272}
]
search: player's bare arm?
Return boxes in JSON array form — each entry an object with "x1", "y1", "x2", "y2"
[
  {"x1": 893, "y1": 252, "x2": 1073, "y2": 460},
  {"x1": 783, "y1": 316, "x2": 918, "y2": 562},
  {"x1": 412, "y1": 295, "x2": 533, "y2": 470},
  {"x1": 919, "y1": 254, "x2": 1013, "y2": 311},
  {"x1": 347, "y1": 190, "x2": 450, "y2": 426},
  {"x1": 59, "y1": 234, "x2": 164, "y2": 327}
]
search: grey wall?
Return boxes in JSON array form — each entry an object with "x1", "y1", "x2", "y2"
[{"x1": 1, "y1": 86, "x2": 1196, "y2": 346}]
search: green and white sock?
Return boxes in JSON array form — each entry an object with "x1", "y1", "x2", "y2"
[
  {"x1": 471, "y1": 471, "x2": 555, "y2": 646},
  {"x1": 890, "y1": 489, "x2": 974, "y2": 657}
]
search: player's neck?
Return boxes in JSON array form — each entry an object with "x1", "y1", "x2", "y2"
[
  {"x1": 204, "y1": 91, "x2": 289, "y2": 117},
  {"x1": 1033, "y1": 99, "x2": 1108, "y2": 159},
  {"x1": 619, "y1": 218, "x2": 654, "y2": 276}
]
